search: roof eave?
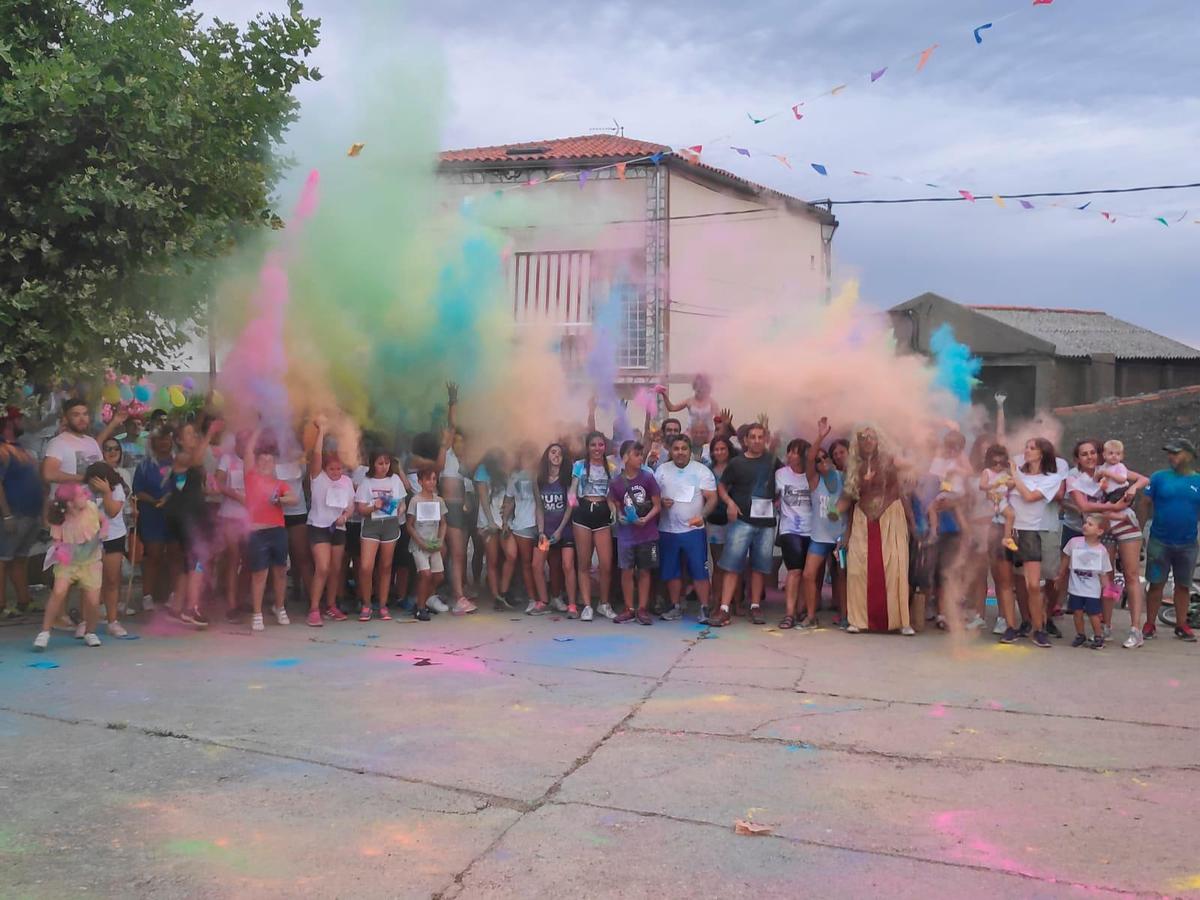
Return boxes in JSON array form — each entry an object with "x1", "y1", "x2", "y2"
[{"x1": 664, "y1": 156, "x2": 836, "y2": 226}]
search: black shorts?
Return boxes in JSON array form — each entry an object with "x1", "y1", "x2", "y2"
[
  {"x1": 910, "y1": 538, "x2": 934, "y2": 592},
  {"x1": 284, "y1": 513, "x2": 307, "y2": 529},
  {"x1": 573, "y1": 498, "x2": 612, "y2": 530},
  {"x1": 307, "y1": 524, "x2": 346, "y2": 547},
  {"x1": 445, "y1": 501, "x2": 467, "y2": 530},
  {"x1": 779, "y1": 533, "x2": 810, "y2": 570},
  {"x1": 102, "y1": 536, "x2": 126, "y2": 556},
  {"x1": 1015, "y1": 529, "x2": 1043, "y2": 564}
]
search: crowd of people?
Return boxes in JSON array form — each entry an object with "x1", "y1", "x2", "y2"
[{"x1": 2, "y1": 376, "x2": 1198, "y2": 655}]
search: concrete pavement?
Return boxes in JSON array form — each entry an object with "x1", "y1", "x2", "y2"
[{"x1": 2, "y1": 601, "x2": 1197, "y2": 899}]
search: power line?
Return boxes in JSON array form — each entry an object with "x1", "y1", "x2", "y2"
[{"x1": 817, "y1": 181, "x2": 1200, "y2": 206}]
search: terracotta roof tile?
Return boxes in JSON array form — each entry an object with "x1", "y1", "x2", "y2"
[{"x1": 439, "y1": 134, "x2": 670, "y2": 164}]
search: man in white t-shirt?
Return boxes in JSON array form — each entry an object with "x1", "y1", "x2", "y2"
[
  {"x1": 41, "y1": 398, "x2": 114, "y2": 486},
  {"x1": 654, "y1": 435, "x2": 717, "y2": 621}
]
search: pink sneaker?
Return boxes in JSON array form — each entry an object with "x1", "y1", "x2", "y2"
[
  {"x1": 452, "y1": 597, "x2": 477, "y2": 615},
  {"x1": 306, "y1": 610, "x2": 323, "y2": 627},
  {"x1": 324, "y1": 605, "x2": 348, "y2": 621}
]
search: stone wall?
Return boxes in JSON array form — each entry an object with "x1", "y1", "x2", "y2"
[{"x1": 1054, "y1": 384, "x2": 1200, "y2": 474}]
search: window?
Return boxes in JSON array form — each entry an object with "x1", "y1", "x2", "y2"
[
  {"x1": 510, "y1": 251, "x2": 592, "y2": 324},
  {"x1": 615, "y1": 282, "x2": 648, "y2": 369}
]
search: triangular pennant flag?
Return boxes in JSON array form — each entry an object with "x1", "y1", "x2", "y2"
[
  {"x1": 524, "y1": 178, "x2": 540, "y2": 187},
  {"x1": 992, "y1": 195, "x2": 1005, "y2": 208},
  {"x1": 917, "y1": 44, "x2": 939, "y2": 71},
  {"x1": 347, "y1": 142, "x2": 365, "y2": 157},
  {"x1": 925, "y1": 182, "x2": 940, "y2": 188},
  {"x1": 732, "y1": 147, "x2": 751, "y2": 157},
  {"x1": 973, "y1": 23, "x2": 993, "y2": 44},
  {"x1": 1019, "y1": 200, "x2": 1034, "y2": 209},
  {"x1": 811, "y1": 163, "x2": 828, "y2": 176},
  {"x1": 1176, "y1": 210, "x2": 1188, "y2": 222},
  {"x1": 546, "y1": 172, "x2": 568, "y2": 182},
  {"x1": 852, "y1": 170, "x2": 871, "y2": 176},
  {"x1": 1076, "y1": 201, "x2": 1091, "y2": 210},
  {"x1": 958, "y1": 190, "x2": 976, "y2": 202},
  {"x1": 649, "y1": 152, "x2": 663, "y2": 165},
  {"x1": 687, "y1": 145, "x2": 703, "y2": 155},
  {"x1": 578, "y1": 170, "x2": 589, "y2": 188},
  {"x1": 830, "y1": 84, "x2": 847, "y2": 95},
  {"x1": 1155, "y1": 217, "x2": 1169, "y2": 226},
  {"x1": 1101, "y1": 212, "x2": 1114, "y2": 222},
  {"x1": 747, "y1": 112, "x2": 766, "y2": 125},
  {"x1": 791, "y1": 103, "x2": 804, "y2": 120},
  {"x1": 1033, "y1": 0, "x2": 1053, "y2": 5},
  {"x1": 870, "y1": 67, "x2": 888, "y2": 83},
  {"x1": 615, "y1": 162, "x2": 626, "y2": 180},
  {"x1": 773, "y1": 155, "x2": 791, "y2": 168}
]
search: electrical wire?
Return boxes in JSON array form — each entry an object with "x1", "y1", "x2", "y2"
[{"x1": 817, "y1": 181, "x2": 1200, "y2": 205}]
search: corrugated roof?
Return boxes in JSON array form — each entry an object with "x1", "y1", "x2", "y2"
[
  {"x1": 439, "y1": 135, "x2": 670, "y2": 164},
  {"x1": 969, "y1": 305, "x2": 1200, "y2": 360}
]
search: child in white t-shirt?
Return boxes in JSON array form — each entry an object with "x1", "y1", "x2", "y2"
[
  {"x1": 927, "y1": 430, "x2": 969, "y2": 539},
  {"x1": 1062, "y1": 513, "x2": 1113, "y2": 649},
  {"x1": 1096, "y1": 439, "x2": 1132, "y2": 503},
  {"x1": 407, "y1": 466, "x2": 449, "y2": 622}
]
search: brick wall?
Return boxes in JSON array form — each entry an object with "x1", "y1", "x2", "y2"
[{"x1": 1054, "y1": 385, "x2": 1200, "y2": 474}]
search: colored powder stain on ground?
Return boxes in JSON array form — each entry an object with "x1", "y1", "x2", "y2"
[
  {"x1": 785, "y1": 743, "x2": 817, "y2": 753},
  {"x1": 26, "y1": 660, "x2": 60, "y2": 669},
  {"x1": 928, "y1": 703, "x2": 948, "y2": 718},
  {"x1": 1169, "y1": 874, "x2": 1200, "y2": 892},
  {"x1": 163, "y1": 839, "x2": 255, "y2": 874},
  {"x1": 266, "y1": 658, "x2": 301, "y2": 668}
]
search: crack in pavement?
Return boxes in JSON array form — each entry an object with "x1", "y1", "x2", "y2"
[
  {"x1": 430, "y1": 636, "x2": 703, "y2": 900},
  {"x1": 0, "y1": 704, "x2": 532, "y2": 813},
  {"x1": 621, "y1": 723, "x2": 1200, "y2": 775},
  {"x1": 546, "y1": 799, "x2": 1157, "y2": 898}
]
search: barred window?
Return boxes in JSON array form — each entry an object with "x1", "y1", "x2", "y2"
[{"x1": 615, "y1": 282, "x2": 647, "y2": 369}]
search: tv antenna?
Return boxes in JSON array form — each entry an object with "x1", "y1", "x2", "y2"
[{"x1": 588, "y1": 118, "x2": 624, "y2": 137}]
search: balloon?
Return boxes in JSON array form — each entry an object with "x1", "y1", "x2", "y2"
[
  {"x1": 182, "y1": 376, "x2": 195, "y2": 391},
  {"x1": 168, "y1": 387, "x2": 186, "y2": 408},
  {"x1": 101, "y1": 384, "x2": 121, "y2": 404},
  {"x1": 118, "y1": 384, "x2": 133, "y2": 402},
  {"x1": 134, "y1": 385, "x2": 152, "y2": 403}
]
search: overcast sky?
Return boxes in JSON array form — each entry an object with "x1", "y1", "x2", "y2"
[{"x1": 198, "y1": 0, "x2": 1200, "y2": 347}]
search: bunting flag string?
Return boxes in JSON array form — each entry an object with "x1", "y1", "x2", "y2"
[{"x1": 740, "y1": 0, "x2": 1046, "y2": 128}]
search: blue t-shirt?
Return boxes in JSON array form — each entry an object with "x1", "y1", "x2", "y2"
[
  {"x1": 0, "y1": 442, "x2": 43, "y2": 517},
  {"x1": 1145, "y1": 469, "x2": 1200, "y2": 545}
]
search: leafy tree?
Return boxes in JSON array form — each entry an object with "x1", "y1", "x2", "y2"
[{"x1": 0, "y1": 0, "x2": 320, "y2": 400}]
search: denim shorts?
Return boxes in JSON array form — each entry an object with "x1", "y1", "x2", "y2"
[
  {"x1": 659, "y1": 529, "x2": 709, "y2": 582},
  {"x1": 247, "y1": 526, "x2": 288, "y2": 572},
  {"x1": 0, "y1": 515, "x2": 41, "y2": 561},
  {"x1": 1146, "y1": 537, "x2": 1198, "y2": 589},
  {"x1": 718, "y1": 519, "x2": 776, "y2": 575}
]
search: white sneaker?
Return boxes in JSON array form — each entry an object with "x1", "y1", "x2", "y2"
[
  {"x1": 965, "y1": 615, "x2": 986, "y2": 631},
  {"x1": 251, "y1": 613, "x2": 265, "y2": 632},
  {"x1": 580, "y1": 605, "x2": 594, "y2": 622},
  {"x1": 142, "y1": 594, "x2": 156, "y2": 612},
  {"x1": 1102, "y1": 623, "x2": 1112, "y2": 640},
  {"x1": 901, "y1": 626, "x2": 916, "y2": 636},
  {"x1": 33, "y1": 630, "x2": 50, "y2": 651},
  {"x1": 524, "y1": 600, "x2": 538, "y2": 615},
  {"x1": 551, "y1": 595, "x2": 568, "y2": 613},
  {"x1": 428, "y1": 596, "x2": 450, "y2": 614},
  {"x1": 74, "y1": 621, "x2": 86, "y2": 639},
  {"x1": 272, "y1": 606, "x2": 290, "y2": 626},
  {"x1": 992, "y1": 616, "x2": 1008, "y2": 636},
  {"x1": 107, "y1": 621, "x2": 128, "y2": 638},
  {"x1": 596, "y1": 603, "x2": 617, "y2": 620},
  {"x1": 84, "y1": 632, "x2": 101, "y2": 647},
  {"x1": 1123, "y1": 627, "x2": 1144, "y2": 649}
]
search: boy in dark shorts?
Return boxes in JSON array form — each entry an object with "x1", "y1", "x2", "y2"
[
  {"x1": 607, "y1": 441, "x2": 661, "y2": 625},
  {"x1": 1062, "y1": 513, "x2": 1113, "y2": 649}
]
